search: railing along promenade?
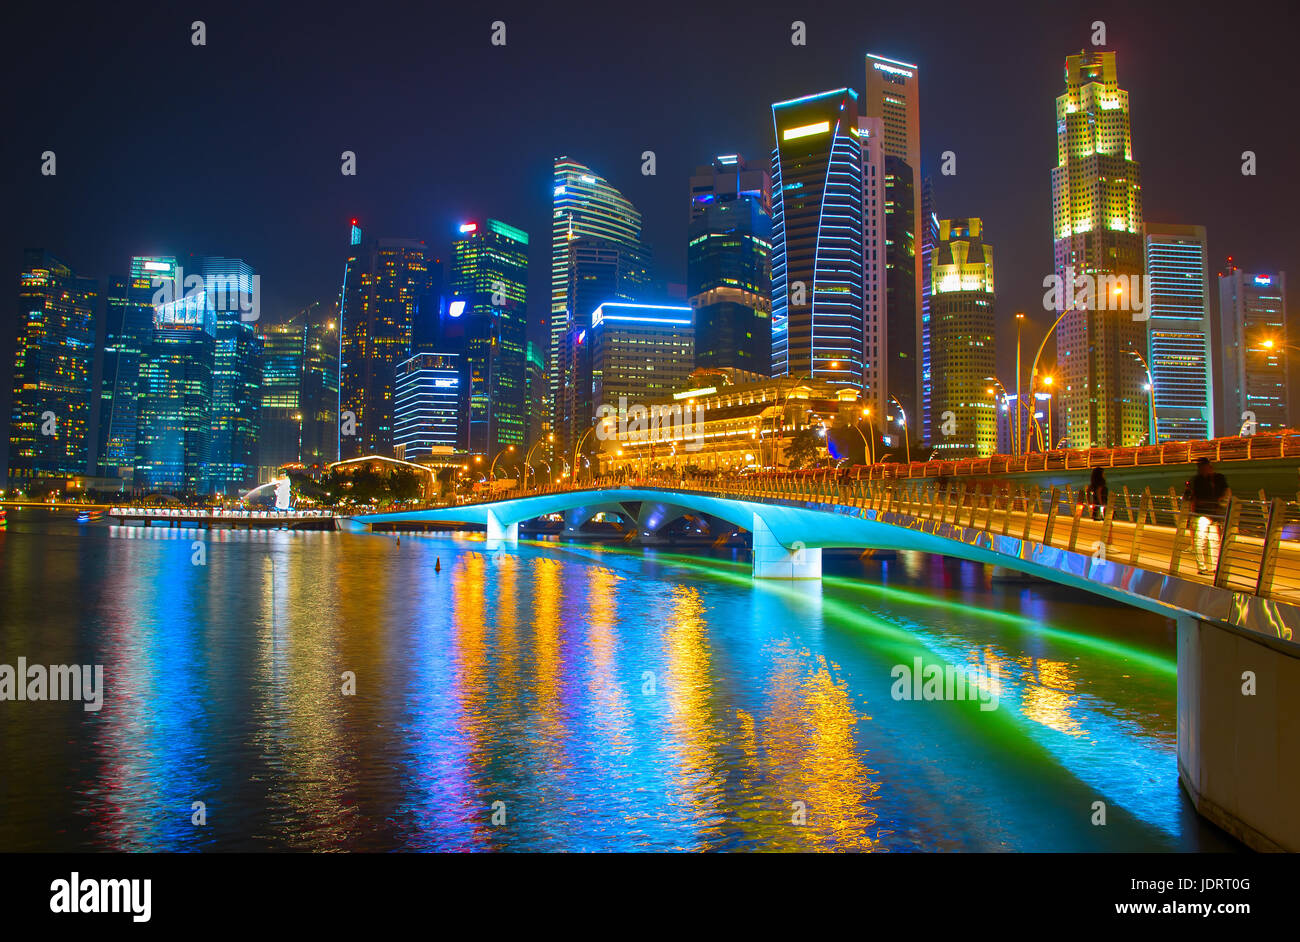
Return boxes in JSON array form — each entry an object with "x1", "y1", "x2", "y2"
[{"x1": 418, "y1": 468, "x2": 1300, "y2": 608}]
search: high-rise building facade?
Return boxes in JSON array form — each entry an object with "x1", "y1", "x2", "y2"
[
  {"x1": 551, "y1": 158, "x2": 651, "y2": 445},
  {"x1": 772, "y1": 89, "x2": 864, "y2": 386},
  {"x1": 589, "y1": 302, "x2": 695, "y2": 413},
  {"x1": 8, "y1": 250, "x2": 97, "y2": 486},
  {"x1": 864, "y1": 53, "x2": 923, "y2": 430},
  {"x1": 930, "y1": 219, "x2": 996, "y2": 457},
  {"x1": 257, "y1": 318, "x2": 306, "y2": 480},
  {"x1": 919, "y1": 179, "x2": 939, "y2": 443},
  {"x1": 448, "y1": 219, "x2": 528, "y2": 457},
  {"x1": 1219, "y1": 266, "x2": 1289, "y2": 434},
  {"x1": 1144, "y1": 224, "x2": 1212, "y2": 441},
  {"x1": 97, "y1": 255, "x2": 176, "y2": 480},
  {"x1": 1051, "y1": 50, "x2": 1146, "y2": 448},
  {"x1": 135, "y1": 290, "x2": 215, "y2": 494},
  {"x1": 524, "y1": 340, "x2": 546, "y2": 447},
  {"x1": 198, "y1": 257, "x2": 262, "y2": 495},
  {"x1": 687, "y1": 155, "x2": 772, "y2": 373},
  {"x1": 393, "y1": 352, "x2": 460, "y2": 459},
  {"x1": 883, "y1": 155, "x2": 917, "y2": 426},
  {"x1": 770, "y1": 91, "x2": 887, "y2": 418},
  {"x1": 339, "y1": 224, "x2": 437, "y2": 458},
  {"x1": 300, "y1": 301, "x2": 340, "y2": 469}
]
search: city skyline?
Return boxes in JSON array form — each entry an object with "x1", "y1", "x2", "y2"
[{"x1": 4, "y1": 2, "x2": 1298, "y2": 476}]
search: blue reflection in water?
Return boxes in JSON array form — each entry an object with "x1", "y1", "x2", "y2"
[{"x1": 0, "y1": 513, "x2": 1234, "y2": 852}]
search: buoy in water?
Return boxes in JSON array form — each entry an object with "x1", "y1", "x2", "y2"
[{"x1": 435, "y1": 557, "x2": 441, "y2": 573}]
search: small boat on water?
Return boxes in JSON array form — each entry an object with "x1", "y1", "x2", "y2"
[{"x1": 76, "y1": 509, "x2": 105, "y2": 524}]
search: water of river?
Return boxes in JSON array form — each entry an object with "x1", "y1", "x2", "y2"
[{"x1": 0, "y1": 509, "x2": 1238, "y2": 851}]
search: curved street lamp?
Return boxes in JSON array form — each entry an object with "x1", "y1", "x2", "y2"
[
  {"x1": 488, "y1": 444, "x2": 516, "y2": 481},
  {"x1": 888, "y1": 394, "x2": 910, "y2": 464},
  {"x1": 773, "y1": 374, "x2": 812, "y2": 467},
  {"x1": 524, "y1": 433, "x2": 554, "y2": 488},
  {"x1": 1127, "y1": 349, "x2": 1158, "y2": 444},
  {"x1": 572, "y1": 426, "x2": 598, "y2": 485}
]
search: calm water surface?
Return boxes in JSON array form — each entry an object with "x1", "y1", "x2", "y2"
[{"x1": 0, "y1": 509, "x2": 1237, "y2": 851}]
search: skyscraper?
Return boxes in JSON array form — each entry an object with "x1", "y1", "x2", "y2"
[
  {"x1": 339, "y1": 223, "x2": 437, "y2": 458},
  {"x1": 864, "y1": 53, "x2": 923, "y2": 427},
  {"x1": 258, "y1": 317, "x2": 306, "y2": 480},
  {"x1": 930, "y1": 219, "x2": 996, "y2": 457},
  {"x1": 135, "y1": 289, "x2": 215, "y2": 494},
  {"x1": 1051, "y1": 50, "x2": 1146, "y2": 448},
  {"x1": 448, "y1": 219, "x2": 529, "y2": 457},
  {"x1": 300, "y1": 302, "x2": 340, "y2": 469},
  {"x1": 770, "y1": 90, "x2": 887, "y2": 417},
  {"x1": 1219, "y1": 265, "x2": 1288, "y2": 434},
  {"x1": 687, "y1": 155, "x2": 772, "y2": 373},
  {"x1": 97, "y1": 255, "x2": 176, "y2": 480},
  {"x1": 8, "y1": 250, "x2": 97, "y2": 487},
  {"x1": 199, "y1": 257, "x2": 262, "y2": 494},
  {"x1": 919, "y1": 179, "x2": 939, "y2": 443},
  {"x1": 883, "y1": 155, "x2": 917, "y2": 425},
  {"x1": 1144, "y1": 224, "x2": 1212, "y2": 441},
  {"x1": 551, "y1": 158, "x2": 651, "y2": 445},
  {"x1": 589, "y1": 302, "x2": 695, "y2": 412},
  {"x1": 393, "y1": 352, "x2": 460, "y2": 459},
  {"x1": 524, "y1": 340, "x2": 546, "y2": 448},
  {"x1": 770, "y1": 89, "x2": 864, "y2": 386}
]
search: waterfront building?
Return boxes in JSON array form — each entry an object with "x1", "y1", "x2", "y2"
[
  {"x1": 551, "y1": 158, "x2": 652, "y2": 446},
  {"x1": 1219, "y1": 265, "x2": 1289, "y2": 433},
  {"x1": 97, "y1": 255, "x2": 175, "y2": 480},
  {"x1": 687, "y1": 155, "x2": 772, "y2": 373},
  {"x1": 198, "y1": 256, "x2": 262, "y2": 495},
  {"x1": 7, "y1": 250, "x2": 97, "y2": 488},
  {"x1": 339, "y1": 222, "x2": 437, "y2": 458},
  {"x1": 590, "y1": 302, "x2": 695, "y2": 417},
  {"x1": 865, "y1": 53, "x2": 923, "y2": 429},
  {"x1": 1051, "y1": 50, "x2": 1147, "y2": 447},
  {"x1": 448, "y1": 219, "x2": 528, "y2": 457},
  {"x1": 1143, "y1": 224, "x2": 1213, "y2": 441},
  {"x1": 393, "y1": 352, "x2": 461, "y2": 460},
  {"x1": 930, "y1": 219, "x2": 996, "y2": 457}
]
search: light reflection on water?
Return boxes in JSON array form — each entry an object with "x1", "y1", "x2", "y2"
[{"x1": 0, "y1": 512, "x2": 1237, "y2": 851}]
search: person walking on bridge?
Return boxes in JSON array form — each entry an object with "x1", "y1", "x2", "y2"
[
  {"x1": 1183, "y1": 458, "x2": 1231, "y2": 575},
  {"x1": 1085, "y1": 467, "x2": 1108, "y2": 520}
]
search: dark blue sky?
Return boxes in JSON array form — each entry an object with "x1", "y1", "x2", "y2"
[{"x1": 4, "y1": 0, "x2": 1298, "y2": 471}]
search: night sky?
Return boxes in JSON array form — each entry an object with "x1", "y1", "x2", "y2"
[{"x1": 4, "y1": 0, "x2": 1298, "y2": 472}]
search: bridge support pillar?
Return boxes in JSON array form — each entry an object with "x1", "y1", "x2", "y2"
[
  {"x1": 751, "y1": 513, "x2": 821, "y2": 579},
  {"x1": 1177, "y1": 614, "x2": 1300, "y2": 851},
  {"x1": 486, "y1": 509, "x2": 518, "y2": 543}
]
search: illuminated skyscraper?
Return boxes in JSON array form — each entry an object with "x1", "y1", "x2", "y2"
[
  {"x1": 257, "y1": 317, "x2": 306, "y2": 480},
  {"x1": 770, "y1": 89, "x2": 887, "y2": 418},
  {"x1": 524, "y1": 340, "x2": 546, "y2": 447},
  {"x1": 551, "y1": 158, "x2": 651, "y2": 444},
  {"x1": 687, "y1": 155, "x2": 772, "y2": 373},
  {"x1": 97, "y1": 255, "x2": 175, "y2": 480},
  {"x1": 919, "y1": 179, "x2": 939, "y2": 443},
  {"x1": 135, "y1": 289, "x2": 215, "y2": 493},
  {"x1": 865, "y1": 53, "x2": 923, "y2": 427},
  {"x1": 589, "y1": 302, "x2": 695, "y2": 410},
  {"x1": 930, "y1": 219, "x2": 996, "y2": 457},
  {"x1": 1219, "y1": 265, "x2": 1288, "y2": 433},
  {"x1": 300, "y1": 302, "x2": 340, "y2": 469},
  {"x1": 7, "y1": 250, "x2": 97, "y2": 487},
  {"x1": 394, "y1": 352, "x2": 460, "y2": 459},
  {"x1": 339, "y1": 223, "x2": 437, "y2": 458},
  {"x1": 199, "y1": 256, "x2": 262, "y2": 494},
  {"x1": 449, "y1": 219, "x2": 528, "y2": 457},
  {"x1": 1144, "y1": 224, "x2": 1212, "y2": 441},
  {"x1": 1052, "y1": 50, "x2": 1146, "y2": 447}
]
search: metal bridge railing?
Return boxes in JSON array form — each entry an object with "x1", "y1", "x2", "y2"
[{"x1": 384, "y1": 474, "x2": 1300, "y2": 606}]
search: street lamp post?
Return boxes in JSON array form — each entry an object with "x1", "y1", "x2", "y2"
[
  {"x1": 853, "y1": 407, "x2": 876, "y2": 465},
  {"x1": 572, "y1": 426, "x2": 598, "y2": 485},
  {"x1": 488, "y1": 444, "x2": 516, "y2": 481},
  {"x1": 524, "y1": 433, "x2": 554, "y2": 489},
  {"x1": 1127, "y1": 349, "x2": 1158, "y2": 444},
  {"x1": 888, "y1": 394, "x2": 910, "y2": 464},
  {"x1": 1014, "y1": 313, "x2": 1025, "y2": 458},
  {"x1": 773, "y1": 374, "x2": 812, "y2": 468}
]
